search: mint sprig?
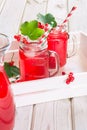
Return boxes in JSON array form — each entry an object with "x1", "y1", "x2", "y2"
[
  {"x1": 20, "y1": 20, "x2": 44, "y2": 40},
  {"x1": 4, "y1": 62, "x2": 20, "y2": 78},
  {"x1": 37, "y1": 13, "x2": 57, "y2": 28}
]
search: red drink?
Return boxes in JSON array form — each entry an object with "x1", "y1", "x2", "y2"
[
  {"x1": 47, "y1": 28, "x2": 68, "y2": 67},
  {"x1": 18, "y1": 42, "x2": 59, "y2": 81},
  {"x1": 19, "y1": 46, "x2": 49, "y2": 81},
  {"x1": 0, "y1": 66, "x2": 15, "y2": 130},
  {"x1": 0, "y1": 33, "x2": 15, "y2": 130}
]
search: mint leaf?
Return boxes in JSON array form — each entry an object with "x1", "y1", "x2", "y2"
[
  {"x1": 37, "y1": 13, "x2": 47, "y2": 23},
  {"x1": 20, "y1": 20, "x2": 44, "y2": 40},
  {"x1": 45, "y1": 13, "x2": 57, "y2": 27},
  {"x1": 4, "y1": 62, "x2": 20, "y2": 78},
  {"x1": 37, "y1": 13, "x2": 57, "y2": 27},
  {"x1": 20, "y1": 20, "x2": 37, "y2": 35},
  {"x1": 20, "y1": 21, "x2": 30, "y2": 36},
  {"x1": 29, "y1": 28, "x2": 44, "y2": 40}
]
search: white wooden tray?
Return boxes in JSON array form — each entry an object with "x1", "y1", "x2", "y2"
[{"x1": 8, "y1": 32, "x2": 87, "y2": 107}]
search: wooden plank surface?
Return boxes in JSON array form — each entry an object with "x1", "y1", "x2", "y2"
[
  {"x1": 71, "y1": 96, "x2": 87, "y2": 130},
  {"x1": 47, "y1": 0, "x2": 67, "y2": 24},
  {"x1": 0, "y1": 0, "x2": 6, "y2": 13},
  {"x1": 31, "y1": 100, "x2": 72, "y2": 130},
  {"x1": 13, "y1": 105, "x2": 33, "y2": 130},
  {"x1": 68, "y1": 0, "x2": 87, "y2": 33},
  {"x1": 0, "y1": 0, "x2": 26, "y2": 37},
  {"x1": 22, "y1": 0, "x2": 47, "y2": 22},
  {"x1": 13, "y1": 96, "x2": 87, "y2": 130}
]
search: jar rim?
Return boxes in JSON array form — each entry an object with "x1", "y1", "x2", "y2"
[
  {"x1": 47, "y1": 29, "x2": 69, "y2": 40},
  {"x1": 0, "y1": 33, "x2": 10, "y2": 52},
  {"x1": 20, "y1": 41, "x2": 48, "y2": 52}
]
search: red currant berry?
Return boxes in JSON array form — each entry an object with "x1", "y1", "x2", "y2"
[
  {"x1": 14, "y1": 35, "x2": 21, "y2": 41},
  {"x1": 8, "y1": 61, "x2": 14, "y2": 66},
  {"x1": 45, "y1": 23, "x2": 48, "y2": 27},
  {"x1": 70, "y1": 76, "x2": 75, "y2": 82},
  {"x1": 65, "y1": 72, "x2": 75, "y2": 84},
  {"x1": 38, "y1": 22, "x2": 44, "y2": 29},
  {"x1": 66, "y1": 78, "x2": 70, "y2": 84},
  {"x1": 22, "y1": 38, "x2": 26, "y2": 43},
  {"x1": 69, "y1": 72, "x2": 73, "y2": 76},
  {"x1": 22, "y1": 38, "x2": 29, "y2": 44},
  {"x1": 38, "y1": 22, "x2": 41, "y2": 27},
  {"x1": 62, "y1": 71, "x2": 66, "y2": 75},
  {"x1": 68, "y1": 74, "x2": 73, "y2": 79}
]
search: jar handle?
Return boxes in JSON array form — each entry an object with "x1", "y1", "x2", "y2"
[
  {"x1": 48, "y1": 50, "x2": 59, "y2": 77},
  {"x1": 67, "y1": 33, "x2": 78, "y2": 58}
]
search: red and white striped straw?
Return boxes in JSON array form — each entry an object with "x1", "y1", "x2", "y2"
[
  {"x1": 39, "y1": 24, "x2": 52, "y2": 48},
  {"x1": 39, "y1": 6, "x2": 77, "y2": 48},
  {"x1": 60, "y1": 6, "x2": 77, "y2": 27}
]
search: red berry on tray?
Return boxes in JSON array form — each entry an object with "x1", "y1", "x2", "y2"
[
  {"x1": 65, "y1": 72, "x2": 75, "y2": 84},
  {"x1": 66, "y1": 78, "x2": 70, "y2": 84},
  {"x1": 62, "y1": 71, "x2": 66, "y2": 75}
]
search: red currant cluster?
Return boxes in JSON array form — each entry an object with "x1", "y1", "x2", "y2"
[
  {"x1": 14, "y1": 34, "x2": 21, "y2": 41},
  {"x1": 66, "y1": 72, "x2": 75, "y2": 84},
  {"x1": 38, "y1": 22, "x2": 49, "y2": 31},
  {"x1": 38, "y1": 22, "x2": 44, "y2": 29},
  {"x1": 62, "y1": 71, "x2": 75, "y2": 84},
  {"x1": 14, "y1": 35, "x2": 29, "y2": 44}
]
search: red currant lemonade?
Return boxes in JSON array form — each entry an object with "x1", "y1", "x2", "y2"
[
  {"x1": 0, "y1": 33, "x2": 15, "y2": 130},
  {"x1": 47, "y1": 28, "x2": 69, "y2": 67},
  {"x1": 0, "y1": 66, "x2": 15, "y2": 130},
  {"x1": 19, "y1": 42, "x2": 58, "y2": 81}
]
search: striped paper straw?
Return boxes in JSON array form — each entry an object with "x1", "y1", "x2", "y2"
[
  {"x1": 39, "y1": 24, "x2": 52, "y2": 48},
  {"x1": 39, "y1": 6, "x2": 77, "y2": 48},
  {"x1": 60, "y1": 6, "x2": 77, "y2": 28}
]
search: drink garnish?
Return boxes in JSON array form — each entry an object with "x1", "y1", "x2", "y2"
[{"x1": 20, "y1": 20, "x2": 44, "y2": 40}]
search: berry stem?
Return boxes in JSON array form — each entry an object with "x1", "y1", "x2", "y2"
[{"x1": 11, "y1": 52, "x2": 14, "y2": 62}]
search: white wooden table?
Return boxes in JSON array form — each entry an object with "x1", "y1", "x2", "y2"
[{"x1": 1, "y1": 0, "x2": 87, "y2": 130}]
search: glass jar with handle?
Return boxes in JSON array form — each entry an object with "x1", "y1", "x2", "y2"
[
  {"x1": 17, "y1": 40, "x2": 59, "y2": 82},
  {"x1": 47, "y1": 26, "x2": 77, "y2": 67},
  {"x1": 0, "y1": 33, "x2": 15, "y2": 130}
]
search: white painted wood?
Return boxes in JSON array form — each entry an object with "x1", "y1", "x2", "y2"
[
  {"x1": 0, "y1": 0, "x2": 6, "y2": 13},
  {"x1": 47, "y1": 0, "x2": 67, "y2": 24},
  {"x1": 0, "y1": 0, "x2": 26, "y2": 37},
  {"x1": 68, "y1": 0, "x2": 87, "y2": 33},
  {"x1": 13, "y1": 105, "x2": 33, "y2": 130},
  {"x1": 71, "y1": 96, "x2": 87, "y2": 130},
  {"x1": 31, "y1": 100, "x2": 72, "y2": 130},
  {"x1": 0, "y1": 0, "x2": 2, "y2": 3},
  {"x1": 22, "y1": 0, "x2": 47, "y2": 22},
  {"x1": 11, "y1": 72, "x2": 87, "y2": 107},
  {"x1": 10, "y1": 32, "x2": 87, "y2": 107}
]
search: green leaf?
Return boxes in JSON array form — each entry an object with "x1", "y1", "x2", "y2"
[
  {"x1": 37, "y1": 13, "x2": 57, "y2": 27},
  {"x1": 4, "y1": 62, "x2": 20, "y2": 78},
  {"x1": 29, "y1": 28, "x2": 44, "y2": 40},
  {"x1": 20, "y1": 21, "x2": 30, "y2": 36},
  {"x1": 20, "y1": 20, "x2": 44, "y2": 40},
  {"x1": 45, "y1": 13, "x2": 57, "y2": 27},
  {"x1": 37, "y1": 13, "x2": 47, "y2": 23}
]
